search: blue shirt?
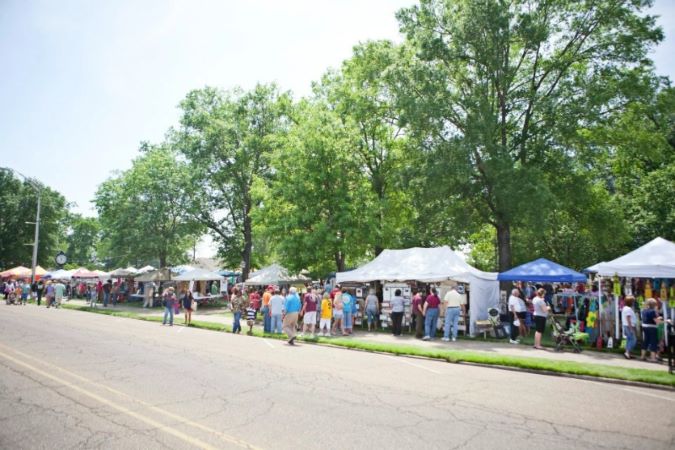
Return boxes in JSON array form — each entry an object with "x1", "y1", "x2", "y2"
[
  {"x1": 342, "y1": 293, "x2": 353, "y2": 314},
  {"x1": 284, "y1": 294, "x2": 301, "y2": 313}
]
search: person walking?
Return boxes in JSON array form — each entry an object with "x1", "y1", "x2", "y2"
[
  {"x1": 301, "y1": 287, "x2": 318, "y2": 337},
  {"x1": 423, "y1": 288, "x2": 441, "y2": 340},
  {"x1": 36, "y1": 279, "x2": 44, "y2": 307},
  {"x1": 143, "y1": 282, "x2": 156, "y2": 308},
  {"x1": 269, "y1": 287, "x2": 285, "y2": 334},
  {"x1": 45, "y1": 281, "x2": 55, "y2": 308},
  {"x1": 364, "y1": 289, "x2": 379, "y2": 332},
  {"x1": 442, "y1": 284, "x2": 466, "y2": 342},
  {"x1": 508, "y1": 288, "x2": 526, "y2": 344},
  {"x1": 162, "y1": 287, "x2": 177, "y2": 326},
  {"x1": 640, "y1": 298, "x2": 663, "y2": 362},
  {"x1": 103, "y1": 279, "x2": 112, "y2": 307},
  {"x1": 390, "y1": 289, "x2": 405, "y2": 337},
  {"x1": 283, "y1": 287, "x2": 301, "y2": 345},
  {"x1": 319, "y1": 292, "x2": 333, "y2": 337},
  {"x1": 230, "y1": 287, "x2": 247, "y2": 334},
  {"x1": 54, "y1": 280, "x2": 65, "y2": 307},
  {"x1": 181, "y1": 288, "x2": 194, "y2": 326},
  {"x1": 532, "y1": 288, "x2": 549, "y2": 350},
  {"x1": 262, "y1": 285, "x2": 273, "y2": 333}
]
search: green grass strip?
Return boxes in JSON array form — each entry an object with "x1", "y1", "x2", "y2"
[{"x1": 61, "y1": 304, "x2": 674, "y2": 387}]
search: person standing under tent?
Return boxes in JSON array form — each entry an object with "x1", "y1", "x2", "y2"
[
  {"x1": 411, "y1": 289, "x2": 425, "y2": 338},
  {"x1": 143, "y1": 282, "x2": 156, "y2": 308},
  {"x1": 261, "y1": 285, "x2": 273, "y2": 333},
  {"x1": 30, "y1": 280, "x2": 38, "y2": 302},
  {"x1": 640, "y1": 298, "x2": 663, "y2": 362},
  {"x1": 301, "y1": 287, "x2": 318, "y2": 337},
  {"x1": 103, "y1": 279, "x2": 112, "y2": 307},
  {"x1": 365, "y1": 289, "x2": 379, "y2": 332},
  {"x1": 21, "y1": 280, "x2": 30, "y2": 305},
  {"x1": 319, "y1": 292, "x2": 333, "y2": 337},
  {"x1": 508, "y1": 288, "x2": 527, "y2": 344},
  {"x1": 269, "y1": 287, "x2": 285, "y2": 334},
  {"x1": 423, "y1": 288, "x2": 441, "y2": 340},
  {"x1": 230, "y1": 287, "x2": 248, "y2": 334},
  {"x1": 532, "y1": 288, "x2": 549, "y2": 350},
  {"x1": 283, "y1": 287, "x2": 301, "y2": 345},
  {"x1": 443, "y1": 284, "x2": 466, "y2": 342},
  {"x1": 621, "y1": 296, "x2": 637, "y2": 359},
  {"x1": 390, "y1": 289, "x2": 405, "y2": 336}
]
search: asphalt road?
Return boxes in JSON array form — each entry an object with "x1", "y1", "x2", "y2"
[{"x1": 1, "y1": 305, "x2": 673, "y2": 450}]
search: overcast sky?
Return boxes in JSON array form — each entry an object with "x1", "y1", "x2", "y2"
[{"x1": 1, "y1": 0, "x2": 673, "y2": 256}]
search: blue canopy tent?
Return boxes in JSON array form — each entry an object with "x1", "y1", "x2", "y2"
[{"x1": 498, "y1": 258, "x2": 587, "y2": 283}]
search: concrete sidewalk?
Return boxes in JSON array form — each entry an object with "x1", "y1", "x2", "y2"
[{"x1": 64, "y1": 299, "x2": 670, "y2": 372}]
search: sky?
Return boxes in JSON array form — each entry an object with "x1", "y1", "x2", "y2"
[{"x1": 1, "y1": 0, "x2": 674, "y2": 257}]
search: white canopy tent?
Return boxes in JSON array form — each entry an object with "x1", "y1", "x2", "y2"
[
  {"x1": 592, "y1": 237, "x2": 675, "y2": 340},
  {"x1": 244, "y1": 264, "x2": 309, "y2": 286},
  {"x1": 173, "y1": 268, "x2": 225, "y2": 282},
  {"x1": 594, "y1": 237, "x2": 675, "y2": 278},
  {"x1": 46, "y1": 269, "x2": 75, "y2": 280},
  {"x1": 336, "y1": 246, "x2": 499, "y2": 335}
]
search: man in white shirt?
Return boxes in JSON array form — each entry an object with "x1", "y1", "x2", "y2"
[
  {"x1": 442, "y1": 284, "x2": 466, "y2": 342},
  {"x1": 508, "y1": 289, "x2": 526, "y2": 344}
]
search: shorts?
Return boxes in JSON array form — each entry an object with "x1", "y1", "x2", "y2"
[
  {"x1": 534, "y1": 315, "x2": 547, "y2": 333},
  {"x1": 246, "y1": 319, "x2": 255, "y2": 327},
  {"x1": 516, "y1": 311, "x2": 527, "y2": 320},
  {"x1": 333, "y1": 311, "x2": 343, "y2": 319},
  {"x1": 320, "y1": 318, "x2": 331, "y2": 330},
  {"x1": 303, "y1": 311, "x2": 317, "y2": 325}
]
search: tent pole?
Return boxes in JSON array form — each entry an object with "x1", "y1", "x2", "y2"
[
  {"x1": 597, "y1": 276, "x2": 602, "y2": 339},
  {"x1": 614, "y1": 293, "x2": 620, "y2": 340}
]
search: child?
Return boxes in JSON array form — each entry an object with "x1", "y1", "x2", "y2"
[
  {"x1": 90, "y1": 285, "x2": 98, "y2": 308},
  {"x1": 320, "y1": 293, "x2": 332, "y2": 337},
  {"x1": 246, "y1": 305, "x2": 257, "y2": 335},
  {"x1": 15, "y1": 284, "x2": 24, "y2": 305}
]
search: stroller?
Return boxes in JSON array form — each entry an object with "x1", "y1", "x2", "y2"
[
  {"x1": 551, "y1": 315, "x2": 588, "y2": 353},
  {"x1": 5, "y1": 291, "x2": 17, "y2": 305},
  {"x1": 487, "y1": 308, "x2": 508, "y2": 339}
]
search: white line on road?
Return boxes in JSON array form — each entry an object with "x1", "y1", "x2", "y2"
[
  {"x1": 0, "y1": 344, "x2": 262, "y2": 450},
  {"x1": 621, "y1": 387, "x2": 675, "y2": 402},
  {"x1": 382, "y1": 354, "x2": 441, "y2": 374},
  {"x1": 262, "y1": 339, "x2": 275, "y2": 348}
]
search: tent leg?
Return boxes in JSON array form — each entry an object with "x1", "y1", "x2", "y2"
[{"x1": 614, "y1": 294, "x2": 620, "y2": 340}]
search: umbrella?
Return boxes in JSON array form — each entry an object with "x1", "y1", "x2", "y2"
[{"x1": 0, "y1": 266, "x2": 32, "y2": 278}]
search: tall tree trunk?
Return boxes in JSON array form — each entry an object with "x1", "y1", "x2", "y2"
[
  {"x1": 334, "y1": 251, "x2": 345, "y2": 273},
  {"x1": 496, "y1": 221, "x2": 512, "y2": 272},
  {"x1": 242, "y1": 201, "x2": 253, "y2": 281},
  {"x1": 159, "y1": 251, "x2": 167, "y2": 269}
]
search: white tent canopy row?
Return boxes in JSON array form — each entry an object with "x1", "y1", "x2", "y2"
[{"x1": 336, "y1": 246, "x2": 500, "y2": 335}]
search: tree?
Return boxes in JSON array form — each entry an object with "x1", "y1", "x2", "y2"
[
  {"x1": 254, "y1": 100, "x2": 374, "y2": 275},
  {"x1": 0, "y1": 170, "x2": 68, "y2": 269},
  {"x1": 322, "y1": 41, "x2": 416, "y2": 254},
  {"x1": 65, "y1": 214, "x2": 101, "y2": 266},
  {"x1": 395, "y1": 0, "x2": 663, "y2": 270},
  {"x1": 94, "y1": 144, "x2": 202, "y2": 268},
  {"x1": 176, "y1": 84, "x2": 291, "y2": 279}
]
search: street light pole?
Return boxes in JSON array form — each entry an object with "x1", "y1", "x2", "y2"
[{"x1": 31, "y1": 190, "x2": 41, "y2": 284}]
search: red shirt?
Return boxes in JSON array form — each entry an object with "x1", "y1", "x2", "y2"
[
  {"x1": 425, "y1": 294, "x2": 441, "y2": 309},
  {"x1": 412, "y1": 294, "x2": 424, "y2": 313},
  {"x1": 249, "y1": 292, "x2": 261, "y2": 309}
]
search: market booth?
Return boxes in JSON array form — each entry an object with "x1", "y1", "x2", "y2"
[
  {"x1": 498, "y1": 258, "x2": 591, "y2": 342},
  {"x1": 336, "y1": 246, "x2": 499, "y2": 335},
  {"x1": 592, "y1": 237, "x2": 675, "y2": 354},
  {"x1": 244, "y1": 264, "x2": 309, "y2": 288},
  {"x1": 173, "y1": 268, "x2": 225, "y2": 307}
]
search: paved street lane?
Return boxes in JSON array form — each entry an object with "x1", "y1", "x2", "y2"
[{"x1": 1, "y1": 305, "x2": 673, "y2": 450}]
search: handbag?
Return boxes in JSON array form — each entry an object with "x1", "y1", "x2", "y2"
[{"x1": 513, "y1": 318, "x2": 520, "y2": 327}]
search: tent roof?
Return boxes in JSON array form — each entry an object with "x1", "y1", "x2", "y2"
[
  {"x1": 498, "y1": 258, "x2": 587, "y2": 283},
  {"x1": 173, "y1": 268, "x2": 224, "y2": 281},
  {"x1": 335, "y1": 246, "x2": 496, "y2": 283},
  {"x1": 244, "y1": 263, "x2": 309, "y2": 285},
  {"x1": 595, "y1": 237, "x2": 675, "y2": 278},
  {"x1": 71, "y1": 267, "x2": 99, "y2": 278},
  {"x1": 135, "y1": 268, "x2": 174, "y2": 282},
  {"x1": 110, "y1": 267, "x2": 135, "y2": 277}
]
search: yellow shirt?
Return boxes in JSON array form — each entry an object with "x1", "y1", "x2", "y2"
[{"x1": 321, "y1": 298, "x2": 332, "y2": 319}]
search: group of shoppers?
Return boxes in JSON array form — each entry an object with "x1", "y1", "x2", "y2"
[
  {"x1": 394, "y1": 284, "x2": 467, "y2": 341},
  {"x1": 621, "y1": 296, "x2": 665, "y2": 362},
  {"x1": 508, "y1": 287, "x2": 550, "y2": 349},
  {"x1": 2, "y1": 278, "x2": 66, "y2": 308}
]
